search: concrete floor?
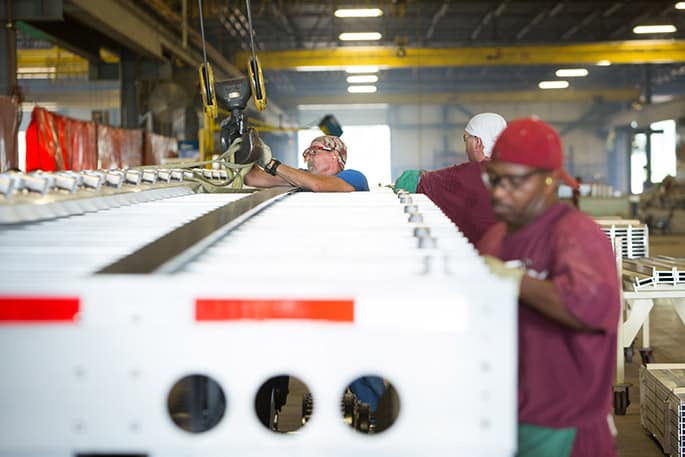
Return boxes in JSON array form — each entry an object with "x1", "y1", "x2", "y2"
[{"x1": 615, "y1": 235, "x2": 685, "y2": 456}]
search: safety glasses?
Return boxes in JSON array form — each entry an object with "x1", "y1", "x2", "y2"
[
  {"x1": 481, "y1": 169, "x2": 550, "y2": 190},
  {"x1": 303, "y1": 145, "x2": 335, "y2": 159}
]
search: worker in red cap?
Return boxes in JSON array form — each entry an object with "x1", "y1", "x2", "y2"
[
  {"x1": 477, "y1": 117, "x2": 620, "y2": 456},
  {"x1": 241, "y1": 133, "x2": 369, "y2": 191}
]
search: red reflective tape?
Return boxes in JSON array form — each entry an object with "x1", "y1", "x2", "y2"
[
  {"x1": 0, "y1": 296, "x2": 80, "y2": 323},
  {"x1": 196, "y1": 298, "x2": 354, "y2": 322}
]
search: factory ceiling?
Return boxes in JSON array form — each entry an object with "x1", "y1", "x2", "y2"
[
  {"x1": 16, "y1": 0, "x2": 685, "y2": 113},
  {"x1": 138, "y1": 0, "x2": 685, "y2": 108}
]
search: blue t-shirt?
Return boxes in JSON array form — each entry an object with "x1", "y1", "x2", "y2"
[
  {"x1": 337, "y1": 169, "x2": 369, "y2": 191},
  {"x1": 349, "y1": 376, "x2": 386, "y2": 412}
]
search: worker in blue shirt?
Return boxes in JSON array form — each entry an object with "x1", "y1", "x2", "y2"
[{"x1": 241, "y1": 133, "x2": 369, "y2": 192}]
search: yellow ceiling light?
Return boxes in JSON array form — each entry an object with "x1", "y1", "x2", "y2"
[
  {"x1": 633, "y1": 25, "x2": 676, "y2": 34},
  {"x1": 346, "y1": 65, "x2": 380, "y2": 73},
  {"x1": 555, "y1": 68, "x2": 588, "y2": 77},
  {"x1": 538, "y1": 80, "x2": 569, "y2": 89},
  {"x1": 676, "y1": 2, "x2": 685, "y2": 9},
  {"x1": 348, "y1": 85, "x2": 377, "y2": 93},
  {"x1": 339, "y1": 32, "x2": 382, "y2": 41},
  {"x1": 596, "y1": 60, "x2": 612, "y2": 66},
  {"x1": 346, "y1": 74, "x2": 379, "y2": 84},
  {"x1": 335, "y1": 8, "x2": 383, "y2": 18}
]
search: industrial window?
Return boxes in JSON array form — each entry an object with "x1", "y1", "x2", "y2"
[{"x1": 630, "y1": 119, "x2": 676, "y2": 194}]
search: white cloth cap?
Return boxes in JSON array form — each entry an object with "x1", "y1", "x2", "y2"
[{"x1": 464, "y1": 113, "x2": 507, "y2": 158}]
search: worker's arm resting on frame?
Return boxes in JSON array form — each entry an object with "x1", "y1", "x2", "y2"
[
  {"x1": 244, "y1": 165, "x2": 292, "y2": 187},
  {"x1": 245, "y1": 161, "x2": 355, "y2": 192}
]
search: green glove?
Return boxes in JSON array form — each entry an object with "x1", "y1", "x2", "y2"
[
  {"x1": 483, "y1": 255, "x2": 525, "y2": 286},
  {"x1": 394, "y1": 169, "x2": 422, "y2": 193}
]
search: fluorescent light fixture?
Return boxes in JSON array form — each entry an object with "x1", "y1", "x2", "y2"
[
  {"x1": 346, "y1": 74, "x2": 379, "y2": 84},
  {"x1": 346, "y1": 66, "x2": 380, "y2": 73},
  {"x1": 295, "y1": 66, "x2": 346, "y2": 72},
  {"x1": 596, "y1": 60, "x2": 612, "y2": 66},
  {"x1": 676, "y1": 2, "x2": 685, "y2": 9},
  {"x1": 555, "y1": 68, "x2": 588, "y2": 77},
  {"x1": 632, "y1": 25, "x2": 676, "y2": 34},
  {"x1": 335, "y1": 8, "x2": 383, "y2": 18},
  {"x1": 17, "y1": 66, "x2": 57, "y2": 79},
  {"x1": 298, "y1": 103, "x2": 389, "y2": 110},
  {"x1": 339, "y1": 32, "x2": 382, "y2": 41},
  {"x1": 22, "y1": 102, "x2": 58, "y2": 111},
  {"x1": 347, "y1": 85, "x2": 377, "y2": 93},
  {"x1": 538, "y1": 80, "x2": 569, "y2": 89}
]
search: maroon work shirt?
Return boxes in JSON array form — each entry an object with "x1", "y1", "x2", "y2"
[
  {"x1": 477, "y1": 203, "x2": 620, "y2": 430},
  {"x1": 417, "y1": 161, "x2": 497, "y2": 245}
]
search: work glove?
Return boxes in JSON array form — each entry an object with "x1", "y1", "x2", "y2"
[
  {"x1": 394, "y1": 169, "x2": 423, "y2": 193},
  {"x1": 482, "y1": 255, "x2": 525, "y2": 287},
  {"x1": 241, "y1": 128, "x2": 272, "y2": 168},
  {"x1": 256, "y1": 138, "x2": 273, "y2": 168}
]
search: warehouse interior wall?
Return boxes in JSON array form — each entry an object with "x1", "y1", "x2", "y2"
[
  {"x1": 388, "y1": 102, "x2": 610, "y2": 187},
  {"x1": 292, "y1": 101, "x2": 622, "y2": 189},
  {"x1": 13, "y1": 85, "x2": 680, "y2": 195}
]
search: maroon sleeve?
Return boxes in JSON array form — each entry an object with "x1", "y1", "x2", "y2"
[
  {"x1": 476, "y1": 223, "x2": 506, "y2": 257},
  {"x1": 551, "y1": 213, "x2": 621, "y2": 333},
  {"x1": 416, "y1": 170, "x2": 432, "y2": 194}
]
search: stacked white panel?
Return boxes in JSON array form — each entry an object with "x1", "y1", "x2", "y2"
[
  {"x1": 0, "y1": 193, "x2": 249, "y2": 287},
  {"x1": 596, "y1": 219, "x2": 649, "y2": 259},
  {"x1": 0, "y1": 188, "x2": 517, "y2": 457}
]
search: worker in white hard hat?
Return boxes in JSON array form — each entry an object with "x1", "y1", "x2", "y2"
[{"x1": 394, "y1": 112, "x2": 507, "y2": 244}]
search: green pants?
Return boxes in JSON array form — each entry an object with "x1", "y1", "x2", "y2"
[{"x1": 517, "y1": 423, "x2": 576, "y2": 457}]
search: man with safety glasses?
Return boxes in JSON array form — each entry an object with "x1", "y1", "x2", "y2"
[
  {"x1": 478, "y1": 117, "x2": 619, "y2": 457},
  {"x1": 243, "y1": 134, "x2": 369, "y2": 191}
]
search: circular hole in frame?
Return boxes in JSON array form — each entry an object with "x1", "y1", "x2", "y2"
[
  {"x1": 167, "y1": 373, "x2": 226, "y2": 433},
  {"x1": 255, "y1": 374, "x2": 314, "y2": 433},
  {"x1": 342, "y1": 374, "x2": 400, "y2": 434}
]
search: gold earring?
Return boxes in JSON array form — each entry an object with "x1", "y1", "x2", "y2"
[{"x1": 545, "y1": 177, "x2": 553, "y2": 185}]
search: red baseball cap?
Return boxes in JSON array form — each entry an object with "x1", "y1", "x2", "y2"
[{"x1": 491, "y1": 117, "x2": 579, "y2": 189}]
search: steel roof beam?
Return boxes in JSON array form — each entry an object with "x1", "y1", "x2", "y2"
[
  {"x1": 516, "y1": 8, "x2": 550, "y2": 40},
  {"x1": 470, "y1": 1, "x2": 509, "y2": 41},
  {"x1": 561, "y1": 10, "x2": 601, "y2": 40},
  {"x1": 602, "y1": 2, "x2": 625, "y2": 18},
  {"x1": 425, "y1": 1, "x2": 450, "y2": 41},
  {"x1": 608, "y1": 3, "x2": 673, "y2": 40}
]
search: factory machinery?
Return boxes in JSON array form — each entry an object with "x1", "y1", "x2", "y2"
[{"x1": 0, "y1": 169, "x2": 517, "y2": 457}]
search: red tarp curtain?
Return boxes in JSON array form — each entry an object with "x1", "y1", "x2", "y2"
[
  {"x1": 26, "y1": 107, "x2": 96, "y2": 171},
  {"x1": 144, "y1": 132, "x2": 178, "y2": 165},
  {"x1": 96, "y1": 124, "x2": 143, "y2": 169},
  {"x1": 25, "y1": 106, "x2": 172, "y2": 172}
]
